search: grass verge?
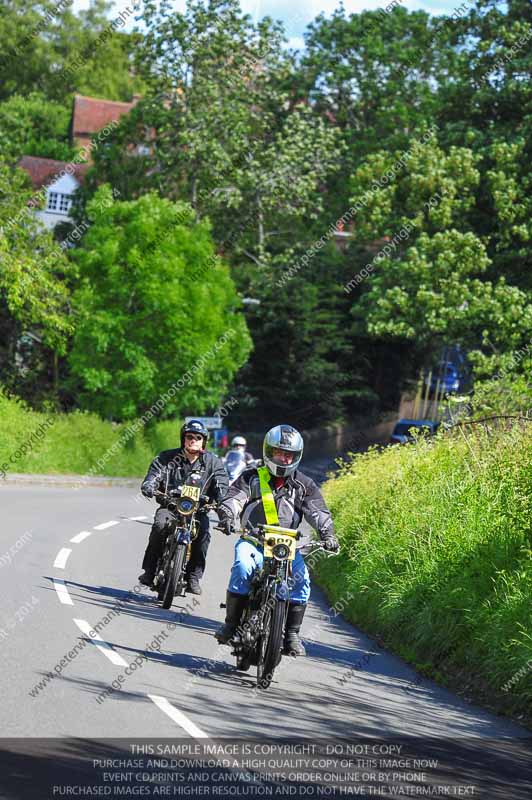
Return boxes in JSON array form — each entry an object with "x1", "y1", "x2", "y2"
[
  {"x1": 315, "y1": 421, "x2": 532, "y2": 726},
  {"x1": 0, "y1": 390, "x2": 179, "y2": 478}
]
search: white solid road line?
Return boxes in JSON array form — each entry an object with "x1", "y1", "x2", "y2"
[
  {"x1": 128, "y1": 516, "x2": 148, "y2": 521},
  {"x1": 148, "y1": 695, "x2": 209, "y2": 738},
  {"x1": 93, "y1": 520, "x2": 120, "y2": 530},
  {"x1": 70, "y1": 530, "x2": 92, "y2": 544},
  {"x1": 74, "y1": 619, "x2": 129, "y2": 667},
  {"x1": 54, "y1": 548, "x2": 72, "y2": 569},
  {"x1": 54, "y1": 579, "x2": 74, "y2": 606}
]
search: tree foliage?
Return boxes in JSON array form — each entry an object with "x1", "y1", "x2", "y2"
[
  {"x1": 67, "y1": 187, "x2": 252, "y2": 420},
  {"x1": 347, "y1": 136, "x2": 532, "y2": 376},
  {"x1": 1, "y1": 0, "x2": 531, "y2": 423},
  {"x1": 0, "y1": 0, "x2": 143, "y2": 103},
  {"x1": 0, "y1": 162, "x2": 72, "y2": 403},
  {"x1": 0, "y1": 92, "x2": 75, "y2": 164}
]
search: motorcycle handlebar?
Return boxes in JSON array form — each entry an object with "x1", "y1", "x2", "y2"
[{"x1": 154, "y1": 490, "x2": 215, "y2": 509}]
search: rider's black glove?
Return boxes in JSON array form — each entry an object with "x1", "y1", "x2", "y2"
[
  {"x1": 322, "y1": 534, "x2": 340, "y2": 553},
  {"x1": 217, "y1": 509, "x2": 236, "y2": 536},
  {"x1": 141, "y1": 484, "x2": 154, "y2": 499}
]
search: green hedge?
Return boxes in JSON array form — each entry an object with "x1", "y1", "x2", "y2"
[
  {"x1": 315, "y1": 422, "x2": 532, "y2": 720},
  {"x1": 0, "y1": 390, "x2": 179, "y2": 478}
]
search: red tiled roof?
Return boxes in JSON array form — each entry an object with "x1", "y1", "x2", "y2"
[
  {"x1": 17, "y1": 156, "x2": 89, "y2": 189},
  {"x1": 72, "y1": 94, "x2": 138, "y2": 136}
]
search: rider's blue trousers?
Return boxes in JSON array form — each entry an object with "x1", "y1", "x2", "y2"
[{"x1": 228, "y1": 538, "x2": 310, "y2": 604}]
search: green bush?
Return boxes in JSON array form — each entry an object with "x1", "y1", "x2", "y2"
[
  {"x1": 0, "y1": 390, "x2": 180, "y2": 478},
  {"x1": 316, "y1": 422, "x2": 532, "y2": 719}
]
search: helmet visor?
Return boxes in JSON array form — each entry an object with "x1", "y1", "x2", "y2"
[{"x1": 265, "y1": 445, "x2": 299, "y2": 467}]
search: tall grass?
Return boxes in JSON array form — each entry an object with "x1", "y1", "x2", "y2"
[
  {"x1": 315, "y1": 422, "x2": 532, "y2": 719},
  {"x1": 0, "y1": 390, "x2": 179, "y2": 478}
]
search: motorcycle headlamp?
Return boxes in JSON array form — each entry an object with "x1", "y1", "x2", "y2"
[
  {"x1": 272, "y1": 543, "x2": 290, "y2": 561},
  {"x1": 176, "y1": 496, "x2": 196, "y2": 515}
]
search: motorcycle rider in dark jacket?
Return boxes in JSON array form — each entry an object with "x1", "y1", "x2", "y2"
[
  {"x1": 139, "y1": 419, "x2": 228, "y2": 595},
  {"x1": 215, "y1": 424, "x2": 339, "y2": 655}
]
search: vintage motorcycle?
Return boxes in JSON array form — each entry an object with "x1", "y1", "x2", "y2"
[
  {"x1": 221, "y1": 524, "x2": 332, "y2": 689},
  {"x1": 152, "y1": 471, "x2": 214, "y2": 609}
]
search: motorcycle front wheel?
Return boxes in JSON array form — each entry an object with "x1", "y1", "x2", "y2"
[
  {"x1": 256, "y1": 599, "x2": 286, "y2": 690},
  {"x1": 161, "y1": 545, "x2": 187, "y2": 610}
]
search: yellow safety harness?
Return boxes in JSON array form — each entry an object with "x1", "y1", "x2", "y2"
[
  {"x1": 257, "y1": 466, "x2": 280, "y2": 526},
  {"x1": 239, "y1": 467, "x2": 280, "y2": 546}
]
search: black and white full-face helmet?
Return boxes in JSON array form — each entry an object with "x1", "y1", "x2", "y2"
[
  {"x1": 263, "y1": 425, "x2": 304, "y2": 477},
  {"x1": 231, "y1": 436, "x2": 247, "y2": 448}
]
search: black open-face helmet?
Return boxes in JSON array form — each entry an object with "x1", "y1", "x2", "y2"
[{"x1": 181, "y1": 419, "x2": 208, "y2": 448}]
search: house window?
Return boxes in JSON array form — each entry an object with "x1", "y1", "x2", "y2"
[
  {"x1": 46, "y1": 192, "x2": 73, "y2": 214},
  {"x1": 59, "y1": 194, "x2": 73, "y2": 213}
]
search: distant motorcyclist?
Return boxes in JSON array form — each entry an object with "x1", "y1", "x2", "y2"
[
  {"x1": 224, "y1": 435, "x2": 256, "y2": 485},
  {"x1": 138, "y1": 419, "x2": 228, "y2": 595},
  {"x1": 215, "y1": 424, "x2": 339, "y2": 655},
  {"x1": 227, "y1": 435, "x2": 254, "y2": 465}
]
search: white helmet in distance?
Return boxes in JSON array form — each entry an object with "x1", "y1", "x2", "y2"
[
  {"x1": 263, "y1": 425, "x2": 304, "y2": 477},
  {"x1": 231, "y1": 436, "x2": 247, "y2": 448}
]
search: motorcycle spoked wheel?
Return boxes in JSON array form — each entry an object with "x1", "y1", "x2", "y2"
[
  {"x1": 161, "y1": 545, "x2": 187, "y2": 610},
  {"x1": 256, "y1": 599, "x2": 287, "y2": 690},
  {"x1": 156, "y1": 553, "x2": 169, "y2": 601}
]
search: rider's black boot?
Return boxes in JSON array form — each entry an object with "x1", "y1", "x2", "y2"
[
  {"x1": 215, "y1": 592, "x2": 248, "y2": 644},
  {"x1": 283, "y1": 603, "x2": 307, "y2": 656},
  {"x1": 139, "y1": 547, "x2": 158, "y2": 586}
]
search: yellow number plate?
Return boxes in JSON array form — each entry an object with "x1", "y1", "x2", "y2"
[
  {"x1": 181, "y1": 485, "x2": 201, "y2": 501},
  {"x1": 262, "y1": 525, "x2": 298, "y2": 561}
]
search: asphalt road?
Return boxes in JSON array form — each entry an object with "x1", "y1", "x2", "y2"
[{"x1": 0, "y1": 483, "x2": 530, "y2": 798}]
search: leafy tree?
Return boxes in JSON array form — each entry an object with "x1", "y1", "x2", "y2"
[
  {"x1": 89, "y1": 0, "x2": 340, "y2": 254},
  {"x1": 296, "y1": 6, "x2": 448, "y2": 220},
  {"x1": 0, "y1": 0, "x2": 144, "y2": 103},
  {"x1": 0, "y1": 93, "x2": 75, "y2": 164},
  {"x1": 347, "y1": 136, "x2": 532, "y2": 378},
  {"x1": 84, "y1": 0, "x2": 348, "y2": 423},
  {"x1": 435, "y1": 0, "x2": 532, "y2": 295},
  {"x1": 229, "y1": 240, "x2": 381, "y2": 430},
  {"x1": 0, "y1": 161, "x2": 72, "y2": 403},
  {"x1": 67, "y1": 186, "x2": 252, "y2": 420}
]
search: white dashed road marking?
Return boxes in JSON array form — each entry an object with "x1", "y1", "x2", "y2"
[
  {"x1": 54, "y1": 548, "x2": 72, "y2": 569},
  {"x1": 148, "y1": 695, "x2": 209, "y2": 738},
  {"x1": 53, "y1": 579, "x2": 74, "y2": 606},
  {"x1": 53, "y1": 517, "x2": 212, "y2": 735},
  {"x1": 73, "y1": 619, "x2": 128, "y2": 667},
  {"x1": 70, "y1": 530, "x2": 92, "y2": 544},
  {"x1": 93, "y1": 520, "x2": 120, "y2": 530}
]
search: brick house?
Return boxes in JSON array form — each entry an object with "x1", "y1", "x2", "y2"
[
  {"x1": 70, "y1": 93, "x2": 138, "y2": 150},
  {"x1": 17, "y1": 93, "x2": 139, "y2": 230}
]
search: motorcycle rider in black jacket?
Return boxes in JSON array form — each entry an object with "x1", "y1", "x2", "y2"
[{"x1": 138, "y1": 419, "x2": 228, "y2": 595}]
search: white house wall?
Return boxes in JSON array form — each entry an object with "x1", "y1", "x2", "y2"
[{"x1": 34, "y1": 173, "x2": 81, "y2": 230}]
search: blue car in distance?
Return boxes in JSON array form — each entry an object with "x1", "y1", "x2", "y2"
[
  {"x1": 424, "y1": 361, "x2": 472, "y2": 396},
  {"x1": 390, "y1": 419, "x2": 439, "y2": 445}
]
